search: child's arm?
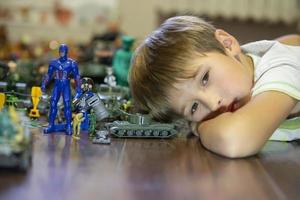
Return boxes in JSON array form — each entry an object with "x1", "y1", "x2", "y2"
[{"x1": 197, "y1": 91, "x2": 297, "y2": 158}]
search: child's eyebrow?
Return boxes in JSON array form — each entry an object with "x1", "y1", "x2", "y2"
[{"x1": 190, "y1": 64, "x2": 205, "y2": 80}]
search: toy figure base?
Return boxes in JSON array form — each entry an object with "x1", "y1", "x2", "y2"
[
  {"x1": 43, "y1": 123, "x2": 72, "y2": 135},
  {"x1": 72, "y1": 135, "x2": 80, "y2": 140},
  {"x1": 29, "y1": 109, "x2": 40, "y2": 118}
]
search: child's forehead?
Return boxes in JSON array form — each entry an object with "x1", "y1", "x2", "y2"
[{"x1": 175, "y1": 63, "x2": 203, "y2": 80}]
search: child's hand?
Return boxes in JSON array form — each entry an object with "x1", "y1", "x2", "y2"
[{"x1": 189, "y1": 121, "x2": 200, "y2": 137}]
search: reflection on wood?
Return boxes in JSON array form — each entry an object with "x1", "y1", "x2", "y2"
[{"x1": 0, "y1": 129, "x2": 299, "y2": 200}]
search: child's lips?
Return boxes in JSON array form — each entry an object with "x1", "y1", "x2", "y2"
[{"x1": 227, "y1": 101, "x2": 238, "y2": 112}]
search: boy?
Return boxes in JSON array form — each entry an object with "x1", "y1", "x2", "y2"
[{"x1": 129, "y1": 16, "x2": 300, "y2": 158}]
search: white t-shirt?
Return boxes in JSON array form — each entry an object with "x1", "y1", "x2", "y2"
[{"x1": 242, "y1": 40, "x2": 300, "y2": 141}]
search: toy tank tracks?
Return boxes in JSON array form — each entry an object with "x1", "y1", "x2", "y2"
[{"x1": 107, "y1": 113, "x2": 177, "y2": 138}]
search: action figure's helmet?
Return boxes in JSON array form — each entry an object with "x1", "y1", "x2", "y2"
[
  {"x1": 59, "y1": 44, "x2": 69, "y2": 60},
  {"x1": 81, "y1": 77, "x2": 94, "y2": 92}
]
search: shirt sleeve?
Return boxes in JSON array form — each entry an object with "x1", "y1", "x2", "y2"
[{"x1": 252, "y1": 64, "x2": 300, "y2": 100}]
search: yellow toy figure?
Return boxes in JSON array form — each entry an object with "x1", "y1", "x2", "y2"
[
  {"x1": 8, "y1": 106, "x2": 24, "y2": 145},
  {"x1": 29, "y1": 86, "x2": 42, "y2": 118},
  {"x1": 122, "y1": 100, "x2": 132, "y2": 112},
  {"x1": 72, "y1": 113, "x2": 85, "y2": 140},
  {"x1": 0, "y1": 93, "x2": 5, "y2": 111}
]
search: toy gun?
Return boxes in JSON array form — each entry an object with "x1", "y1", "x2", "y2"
[
  {"x1": 72, "y1": 91, "x2": 89, "y2": 107},
  {"x1": 73, "y1": 92, "x2": 109, "y2": 121}
]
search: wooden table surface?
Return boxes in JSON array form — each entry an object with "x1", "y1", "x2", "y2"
[{"x1": 0, "y1": 128, "x2": 299, "y2": 200}]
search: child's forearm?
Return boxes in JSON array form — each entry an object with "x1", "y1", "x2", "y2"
[
  {"x1": 197, "y1": 92, "x2": 296, "y2": 158},
  {"x1": 198, "y1": 112, "x2": 270, "y2": 158},
  {"x1": 197, "y1": 112, "x2": 250, "y2": 158}
]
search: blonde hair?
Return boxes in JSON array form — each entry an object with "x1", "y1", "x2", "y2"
[{"x1": 129, "y1": 16, "x2": 225, "y2": 121}]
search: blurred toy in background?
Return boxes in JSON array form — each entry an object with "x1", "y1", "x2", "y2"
[
  {"x1": 3, "y1": 90, "x2": 31, "y2": 112},
  {"x1": 0, "y1": 61, "x2": 9, "y2": 80},
  {"x1": 112, "y1": 36, "x2": 135, "y2": 86},
  {"x1": 0, "y1": 93, "x2": 5, "y2": 111},
  {"x1": 0, "y1": 84, "x2": 40, "y2": 115},
  {"x1": 93, "y1": 21, "x2": 122, "y2": 66},
  {"x1": 0, "y1": 107, "x2": 32, "y2": 171},
  {"x1": 28, "y1": 86, "x2": 42, "y2": 118},
  {"x1": 72, "y1": 77, "x2": 109, "y2": 139},
  {"x1": 104, "y1": 67, "x2": 116, "y2": 87},
  {"x1": 7, "y1": 61, "x2": 20, "y2": 91},
  {"x1": 41, "y1": 44, "x2": 81, "y2": 135}
]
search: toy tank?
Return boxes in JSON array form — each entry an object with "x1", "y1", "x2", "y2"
[
  {"x1": 107, "y1": 113, "x2": 177, "y2": 138},
  {"x1": 0, "y1": 107, "x2": 32, "y2": 171}
]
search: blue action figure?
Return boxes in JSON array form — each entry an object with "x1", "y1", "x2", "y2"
[{"x1": 41, "y1": 44, "x2": 81, "y2": 135}]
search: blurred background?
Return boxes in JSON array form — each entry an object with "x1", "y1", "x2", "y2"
[{"x1": 0, "y1": 0, "x2": 299, "y2": 88}]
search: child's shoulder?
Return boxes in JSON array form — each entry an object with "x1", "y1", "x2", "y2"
[{"x1": 243, "y1": 40, "x2": 300, "y2": 65}]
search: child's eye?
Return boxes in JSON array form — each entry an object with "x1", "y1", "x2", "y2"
[
  {"x1": 191, "y1": 102, "x2": 198, "y2": 115},
  {"x1": 201, "y1": 71, "x2": 209, "y2": 86}
]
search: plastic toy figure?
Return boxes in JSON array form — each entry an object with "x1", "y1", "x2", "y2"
[
  {"x1": 29, "y1": 86, "x2": 42, "y2": 118},
  {"x1": 41, "y1": 44, "x2": 81, "y2": 135},
  {"x1": 112, "y1": 35, "x2": 135, "y2": 86},
  {"x1": 88, "y1": 111, "x2": 96, "y2": 138},
  {"x1": 92, "y1": 130, "x2": 111, "y2": 144},
  {"x1": 104, "y1": 67, "x2": 116, "y2": 87},
  {"x1": 72, "y1": 113, "x2": 85, "y2": 140},
  {"x1": 73, "y1": 77, "x2": 109, "y2": 132},
  {"x1": 0, "y1": 93, "x2": 5, "y2": 111}
]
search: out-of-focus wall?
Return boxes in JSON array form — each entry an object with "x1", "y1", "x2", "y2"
[
  {"x1": 0, "y1": 0, "x2": 118, "y2": 43},
  {"x1": 119, "y1": 0, "x2": 300, "y2": 42}
]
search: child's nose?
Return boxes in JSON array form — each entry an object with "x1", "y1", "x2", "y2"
[
  {"x1": 202, "y1": 93, "x2": 222, "y2": 112},
  {"x1": 207, "y1": 99, "x2": 222, "y2": 111}
]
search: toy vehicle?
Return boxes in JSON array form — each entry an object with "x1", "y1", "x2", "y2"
[
  {"x1": 106, "y1": 113, "x2": 177, "y2": 138},
  {"x1": 0, "y1": 108, "x2": 32, "y2": 171}
]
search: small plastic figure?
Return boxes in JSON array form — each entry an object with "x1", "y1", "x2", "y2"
[
  {"x1": 72, "y1": 113, "x2": 85, "y2": 140},
  {"x1": 0, "y1": 93, "x2": 5, "y2": 111},
  {"x1": 112, "y1": 35, "x2": 135, "y2": 86},
  {"x1": 88, "y1": 111, "x2": 96, "y2": 138},
  {"x1": 29, "y1": 86, "x2": 42, "y2": 118},
  {"x1": 41, "y1": 44, "x2": 81, "y2": 135},
  {"x1": 92, "y1": 130, "x2": 111, "y2": 144},
  {"x1": 73, "y1": 77, "x2": 109, "y2": 134},
  {"x1": 104, "y1": 67, "x2": 116, "y2": 87}
]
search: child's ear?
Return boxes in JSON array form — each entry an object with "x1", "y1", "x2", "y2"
[{"x1": 215, "y1": 29, "x2": 241, "y2": 56}]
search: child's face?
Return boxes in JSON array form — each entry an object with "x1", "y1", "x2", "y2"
[{"x1": 167, "y1": 52, "x2": 253, "y2": 122}]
